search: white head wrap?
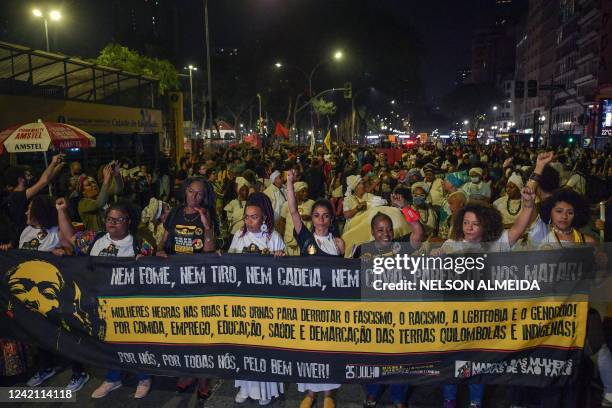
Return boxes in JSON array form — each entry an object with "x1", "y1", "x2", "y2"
[
  {"x1": 411, "y1": 181, "x2": 430, "y2": 195},
  {"x1": 507, "y1": 172, "x2": 524, "y2": 190},
  {"x1": 269, "y1": 170, "x2": 281, "y2": 184},
  {"x1": 345, "y1": 175, "x2": 362, "y2": 197},
  {"x1": 293, "y1": 181, "x2": 308, "y2": 192},
  {"x1": 235, "y1": 177, "x2": 250, "y2": 191},
  {"x1": 469, "y1": 167, "x2": 483, "y2": 176}
]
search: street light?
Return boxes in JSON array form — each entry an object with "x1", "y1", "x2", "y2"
[
  {"x1": 274, "y1": 62, "x2": 283, "y2": 68},
  {"x1": 492, "y1": 106, "x2": 498, "y2": 111},
  {"x1": 184, "y1": 65, "x2": 198, "y2": 139},
  {"x1": 334, "y1": 51, "x2": 343, "y2": 60},
  {"x1": 463, "y1": 120, "x2": 469, "y2": 125},
  {"x1": 32, "y1": 8, "x2": 61, "y2": 52}
]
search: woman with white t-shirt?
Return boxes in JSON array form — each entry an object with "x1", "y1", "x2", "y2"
[
  {"x1": 287, "y1": 169, "x2": 344, "y2": 408},
  {"x1": 56, "y1": 198, "x2": 155, "y2": 400},
  {"x1": 432, "y1": 165, "x2": 541, "y2": 408},
  {"x1": 229, "y1": 192, "x2": 284, "y2": 406},
  {"x1": 4, "y1": 195, "x2": 89, "y2": 392}
]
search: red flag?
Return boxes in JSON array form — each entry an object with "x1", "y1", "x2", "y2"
[{"x1": 273, "y1": 122, "x2": 289, "y2": 139}]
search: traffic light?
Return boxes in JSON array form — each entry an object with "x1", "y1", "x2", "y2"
[
  {"x1": 343, "y1": 82, "x2": 352, "y2": 99},
  {"x1": 527, "y1": 80, "x2": 538, "y2": 98},
  {"x1": 514, "y1": 81, "x2": 525, "y2": 98}
]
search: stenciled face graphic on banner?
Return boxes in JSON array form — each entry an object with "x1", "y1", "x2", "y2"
[{"x1": 6, "y1": 260, "x2": 94, "y2": 336}]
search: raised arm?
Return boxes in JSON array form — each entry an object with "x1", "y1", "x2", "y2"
[
  {"x1": 286, "y1": 169, "x2": 304, "y2": 235},
  {"x1": 55, "y1": 197, "x2": 75, "y2": 246},
  {"x1": 507, "y1": 186, "x2": 536, "y2": 247},
  {"x1": 26, "y1": 154, "x2": 65, "y2": 199}
]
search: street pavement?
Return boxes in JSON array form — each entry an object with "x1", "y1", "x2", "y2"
[{"x1": 3, "y1": 365, "x2": 607, "y2": 407}]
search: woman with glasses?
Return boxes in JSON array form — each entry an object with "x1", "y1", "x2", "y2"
[
  {"x1": 229, "y1": 192, "x2": 285, "y2": 406},
  {"x1": 56, "y1": 198, "x2": 155, "y2": 399}
]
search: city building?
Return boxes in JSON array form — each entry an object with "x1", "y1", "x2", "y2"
[{"x1": 513, "y1": 0, "x2": 558, "y2": 143}]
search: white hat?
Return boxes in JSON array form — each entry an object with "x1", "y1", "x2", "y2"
[
  {"x1": 411, "y1": 181, "x2": 430, "y2": 195},
  {"x1": 507, "y1": 172, "x2": 524, "y2": 190},
  {"x1": 469, "y1": 167, "x2": 483, "y2": 176},
  {"x1": 293, "y1": 181, "x2": 308, "y2": 192},
  {"x1": 270, "y1": 170, "x2": 281, "y2": 184},
  {"x1": 141, "y1": 197, "x2": 167, "y2": 224},
  {"x1": 235, "y1": 177, "x2": 250, "y2": 191},
  {"x1": 345, "y1": 175, "x2": 362, "y2": 197}
]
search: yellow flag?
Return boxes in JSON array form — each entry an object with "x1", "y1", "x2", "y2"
[{"x1": 323, "y1": 129, "x2": 331, "y2": 152}]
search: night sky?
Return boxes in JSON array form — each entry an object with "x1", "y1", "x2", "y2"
[{"x1": 0, "y1": 0, "x2": 526, "y2": 102}]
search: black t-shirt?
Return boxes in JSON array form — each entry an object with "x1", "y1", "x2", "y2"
[
  {"x1": 294, "y1": 227, "x2": 341, "y2": 257},
  {"x1": 164, "y1": 206, "x2": 207, "y2": 254},
  {"x1": 352, "y1": 234, "x2": 416, "y2": 259}
]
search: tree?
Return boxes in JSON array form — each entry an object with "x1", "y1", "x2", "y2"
[{"x1": 96, "y1": 44, "x2": 179, "y2": 95}]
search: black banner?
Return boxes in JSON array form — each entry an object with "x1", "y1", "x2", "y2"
[{"x1": 0, "y1": 249, "x2": 592, "y2": 386}]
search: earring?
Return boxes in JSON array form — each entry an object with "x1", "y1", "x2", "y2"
[{"x1": 260, "y1": 222, "x2": 268, "y2": 233}]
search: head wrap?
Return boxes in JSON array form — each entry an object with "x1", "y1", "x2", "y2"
[
  {"x1": 469, "y1": 167, "x2": 483, "y2": 176},
  {"x1": 235, "y1": 177, "x2": 250, "y2": 191},
  {"x1": 411, "y1": 181, "x2": 430, "y2": 195},
  {"x1": 507, "y1": 172, "x2": 524, "y2": 190},
  {"x1": 448, "y1": 190, "x2": 468, "y2": 204},
  {"x1": 423, "y1": 163, "x2": 437, "y2": 174},
  {"x1": 293, "y1": 181, "x2": 308, "y2": 192},
  {"x1": 269, "y1": 170, "x2": 281, "y2": 184},
  {"x1": 141, "y1": 197, "x2": 168, "y2": 224},
  {"x1": 345, "y1": 175, "x2": 362, "y2": 197}
]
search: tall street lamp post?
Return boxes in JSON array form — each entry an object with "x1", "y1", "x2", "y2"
[
  {"x1": 32, "y1": 8, "x2": 61, "y2": 52},
  {"x1": 184, "y1": 65, "x2": 198, "y2": 139}
]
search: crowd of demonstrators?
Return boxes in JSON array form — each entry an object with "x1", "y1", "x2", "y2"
[{"x1": 0, "y1": 139, "x2": 611, "y2": 407}]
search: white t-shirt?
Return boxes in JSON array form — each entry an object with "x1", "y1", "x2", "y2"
[
  {"x1": 228, "y1": 230, "x2": 285, "y2": 254},
  {"x1": 493, "y1": 195, "x2": 522, "y2": 225},
  {"x1": 19, "y1": 226, "x2": 60, "y2": 252},
  {"x1": 440, "y1": 230, "x2": 511, "y2": 253},
  {"x1": 90, "y1": 233, "x2": 136, "y2": 257}
]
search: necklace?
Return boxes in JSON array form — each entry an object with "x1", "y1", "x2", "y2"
[
  {"x1": 506, "y1": 197, "x2": 521, "y2": 216},
  {"x1": 552, "y1": 225, "x2": 572, "y2": 235},
  {"x1": 183, "y1": 208, "x2": 200, "y2": 223}
]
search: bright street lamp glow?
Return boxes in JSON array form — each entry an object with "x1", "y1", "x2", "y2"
[
  {"x1": 463, "y1": 120, "x2": 469, "y2": 125},
  {"x1": 49, "y1": 10, "x2": 61, "y2": 21},
  {"x1": 390, "y1": 100, "x2": 396, "y2": 105},
  {"x1": 333, "y1": 50, "x2": 343, "y2": 60},
  {"x1": 32, "y1": 8, "x2": 43, "y2": 17},
  {"x1": 274, "y1": 62, "x2": 282, "y2": 68},
  {"x1": 492, "y1": 106, "x2": 498, "y2": 110}
]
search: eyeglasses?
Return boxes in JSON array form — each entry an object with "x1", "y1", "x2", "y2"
[{"x1": 105, "y1": 216, "x2": 129, "y2": 225}]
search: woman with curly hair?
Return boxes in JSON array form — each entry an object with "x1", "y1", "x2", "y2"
[
  {"x1": 530, "y1": 188, "x2": 596, "y2": 246},
  {"x1": 229, "y1": 192, "x2": 284, "y2": 406}
]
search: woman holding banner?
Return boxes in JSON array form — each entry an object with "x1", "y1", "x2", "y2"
[
  {"x1": 354, "y1": 209, "x2": 423, "y2": 408},
  {"x1": 229, "y1": 192, "x2": 285, "y2": 406},
  {"x1": 1, "y1": 195, "x2": 89, "y2": 391},
  {"x1": 286, "y1": 168, "x2": 342, "y2": 408},
  {"x1": 56, "y1": 198, "x2": 155, "y2": 399},
  {"x1": 432, "y1": 153, "x2": 551, "y2": 408}
]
